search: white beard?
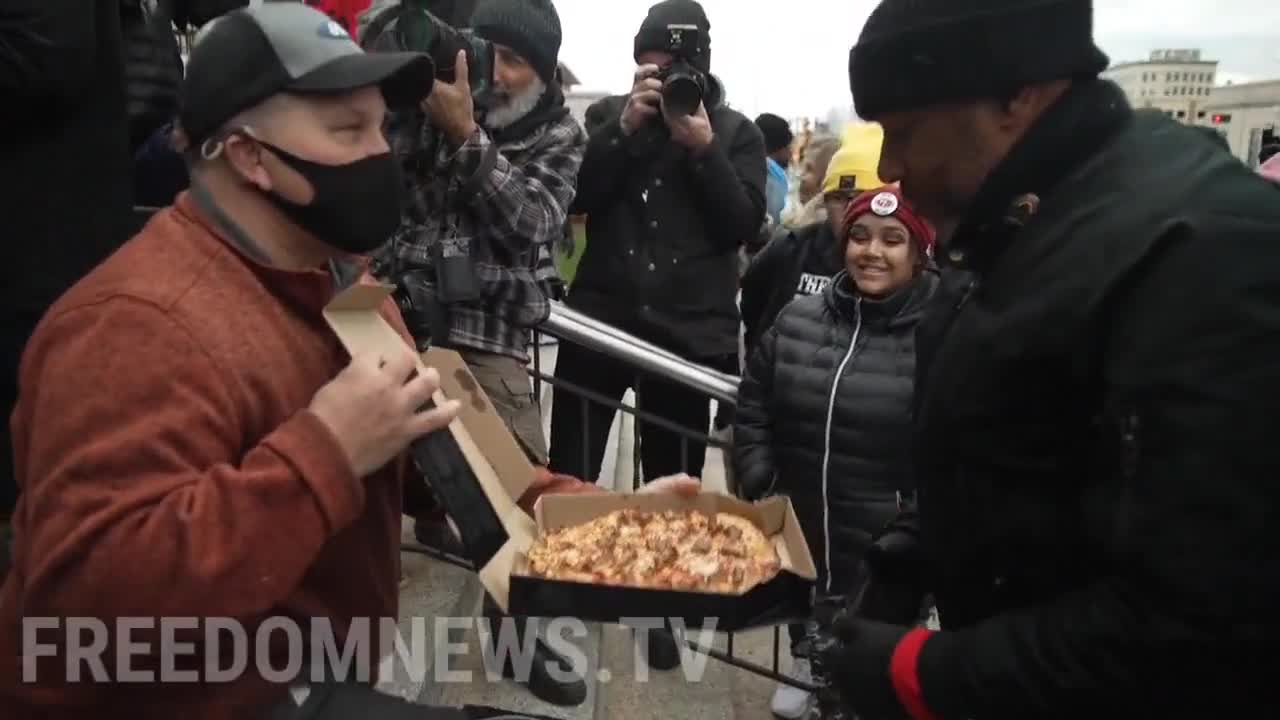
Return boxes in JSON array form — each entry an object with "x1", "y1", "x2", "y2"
[{"x1": 484, "y1": 77, "x2": 548, "y2": 130}]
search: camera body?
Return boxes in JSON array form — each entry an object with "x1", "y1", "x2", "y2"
[
  {"x1": 655, "y1": 23, "x2": 707, "y2": 117},
  {"x1": 396, "y1": 0, "x2": 496, "y2": 107}
]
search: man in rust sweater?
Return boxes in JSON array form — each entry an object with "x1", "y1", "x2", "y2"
[{"x1": 0, "y1": 5, "x2": 683, "y2": 719}]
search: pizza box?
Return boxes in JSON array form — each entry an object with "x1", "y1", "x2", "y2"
[
  {"x1": 505, "y1": 492, "x2": 818, "y2": 631},
  {"x1": 323, "y1": 282, "x2": 817, "y2": 630},
  {"x1": 323, "y1": 283, "x2": 537, "y2": 570}
]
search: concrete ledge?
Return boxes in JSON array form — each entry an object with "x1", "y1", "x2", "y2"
[{"x1": 378, "y1": 520, "x2": 487, "y2": 702}]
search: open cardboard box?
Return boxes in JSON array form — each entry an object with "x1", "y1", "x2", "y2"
[
  {"x1": 323, "y1": 283, "x2": 817, "y2": 630},
  {"x1": 513, "y1": 492, "x2": 817, "y2": 630}
]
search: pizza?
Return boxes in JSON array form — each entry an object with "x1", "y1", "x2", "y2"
[{"x1": 524, "y1": 508, "x2": 781, "y2": 594}]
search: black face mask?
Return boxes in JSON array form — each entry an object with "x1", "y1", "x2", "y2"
[{"x1": 252, "y1": 137, "x2": 403, "y2": 255}]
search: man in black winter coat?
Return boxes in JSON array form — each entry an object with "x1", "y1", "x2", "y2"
[
  {"x1": 1, "y1": 0, "x2": 134, "y2": 545},
  {"x1": 815, "y1": 1, "x2": 1280, "y2": 719},
  {"x1": 548, "y1": 0, "x2": 765, "y2": 485},
  {"x1": 121, "y1": 0, "x2": 184, "y2": 154}
]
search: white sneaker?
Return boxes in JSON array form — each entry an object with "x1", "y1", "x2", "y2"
[{"x1": 771, "y1": 658, "x2": 815, "y2": 719}]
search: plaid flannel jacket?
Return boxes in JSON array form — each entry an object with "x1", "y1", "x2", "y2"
[{"x1": 374, "y1": 110, "x2": 586, "y2": 361}]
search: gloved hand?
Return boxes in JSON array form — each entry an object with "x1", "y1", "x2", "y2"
[
  {"x1": 865, "y1": 513, "x2": 922, "y2": 587},
  {"x1": 814, "y1": 609, "x2": 938, "y2": 720},
  {"x1": 856, "y1": 513, "x2": 927, "y2": 626}
]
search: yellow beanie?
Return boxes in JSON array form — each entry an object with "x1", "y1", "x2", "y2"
[{"x1": 822, "y1": 122, "x2": 886, "y2": 196}]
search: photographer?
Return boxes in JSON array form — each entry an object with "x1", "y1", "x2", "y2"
[
  {"x1": 364, "y1": 0, "x2": 589, "y2": 707},
  {"x1": 549, "y1": 0, "x2": 763, "y2": 488},
  {"x1": 369, "y1": 0, "x2": 583, "y2": 470},
  {"x1": 546, "y1": 0, "x2": 765, "y2": 671}
]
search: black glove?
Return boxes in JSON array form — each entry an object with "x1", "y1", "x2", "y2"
[
  {"x1": 864, "y1": 513, "x2": 922, "y2": 588},
  {"x1": 854, "y1": 512, "x2": 927, "y2": 625},
  {"x1": 813, "y1": 611, "x2": 913, "y2": 720}
]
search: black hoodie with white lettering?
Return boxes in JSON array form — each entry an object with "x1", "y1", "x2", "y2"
[{"x1": 740, "y1": 219, "x2": 844, "y2": 356}]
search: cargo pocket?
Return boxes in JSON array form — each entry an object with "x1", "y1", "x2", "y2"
[{"x1": 495, "y1": 375, "x2": 549, "y2": 466}]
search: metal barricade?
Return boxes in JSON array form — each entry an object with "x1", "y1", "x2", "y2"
[{"x1": 538, "y1": 302, "x2": 740, "y2": 405}]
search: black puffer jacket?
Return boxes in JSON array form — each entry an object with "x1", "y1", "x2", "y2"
[{"x1": 734, "y1": 270, "x2": 937, "y2": 594}]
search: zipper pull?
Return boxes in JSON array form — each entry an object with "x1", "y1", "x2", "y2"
[
  {"x1": 956, "y1": 278, "x2": 979, "y2": 310},
  {"x1": 1120, "y1": 410, "x2": 1141, "y2": 481}
]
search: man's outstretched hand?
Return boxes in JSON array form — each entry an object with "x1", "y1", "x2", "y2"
[{"x1": 639, "y1": 473, "x2": 702, "y2": 497}]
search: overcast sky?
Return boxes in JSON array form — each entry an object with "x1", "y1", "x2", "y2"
[{"x1": 553, "y1": 0, "x2": 1280, "y2": 120}]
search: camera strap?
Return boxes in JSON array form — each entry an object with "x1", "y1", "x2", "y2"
[{"x1": 356, "y1": 1, "x2": 402, "y2": 49}]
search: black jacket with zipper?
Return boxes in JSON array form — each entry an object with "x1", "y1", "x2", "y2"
[
  {"x1": 120, "y1": 0, "x2": 183, "y2": 152},
  {"x1": 567, "y1": 77, "x2": 767, "y2": 357},
  {"x1": 872, "y1": 80, "x2": 1280, "y2": 719},
  {"x1": 740, "y1": 220, "x2": 845, "y2": 357},
  {"x1": 734, "y1": 270, "x2": 936, "y2": 594},
  {"x1": 2, "y1": 0, "x2": 133, "y2": 312}
]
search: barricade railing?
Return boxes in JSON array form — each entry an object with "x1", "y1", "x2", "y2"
[{"x1": 537, "y1": 302, "x2": 740, "y2": 405}]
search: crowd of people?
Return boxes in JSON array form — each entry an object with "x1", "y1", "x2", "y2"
[{"x1": 2, "y1": 0, "x2": 1279, "y2": 719}]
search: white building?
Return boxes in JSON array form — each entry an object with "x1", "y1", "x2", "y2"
[
  {"x1": 1196, "y1": 79, "x2": 1280, "y2": 167},
  {"x1": 558, "y1": 63, "x2": 610, "y2": 128},
  {"x1": 1103, "y1": 49, "x2": 1219, "y2": 124}
]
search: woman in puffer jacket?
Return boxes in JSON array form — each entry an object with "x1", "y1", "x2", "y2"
[{"x1": 733, "y1": 186, "x2": 937, "y2": 719}]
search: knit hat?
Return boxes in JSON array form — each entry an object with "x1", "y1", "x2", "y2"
[
  {"x1": 822, "y1": 123, "x2": 886, "y2": 196},
  {"x1": 849, "y1": 0, "x2": 1109, "y2": 117},
  {"x1": 755, "y1": 113, "x2": 794, "y2": 155},
  {"x1": 843, "y1": 185, "x2": 936, "y2": 259},
  {"x1": 634, "y1": 0, "x2": 711, "y2": 74},
  {"x1": 471, "y1": 0, "x2": 563, "y2": 84}
]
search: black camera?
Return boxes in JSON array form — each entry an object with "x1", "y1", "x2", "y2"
[
  {"x1": 655, "y1": 23, "x2": 707, "y2": 116},
  {"x1": 395, "y1": 1, "x2": 496, "y2": 105}
]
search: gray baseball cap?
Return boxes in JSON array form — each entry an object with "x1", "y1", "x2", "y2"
[{"x1": 180, "y1": 2, "x2": 434, "y2": 146}]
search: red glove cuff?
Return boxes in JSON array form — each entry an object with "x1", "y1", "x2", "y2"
[{"x1": 889, "y1": 627, "x2": 940, "y2": 720}]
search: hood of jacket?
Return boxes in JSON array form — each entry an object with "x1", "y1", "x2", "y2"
[{"x1": 781, "y1": 194, "x2": 828, "y2": 230}]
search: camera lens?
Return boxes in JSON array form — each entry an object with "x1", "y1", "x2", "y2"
[
  {"x1": 397, "y1": 6, "x2": 492, "y2": 96},
  {"x1": 662, "y1": 74, "x2": 702, "y2": 117}
]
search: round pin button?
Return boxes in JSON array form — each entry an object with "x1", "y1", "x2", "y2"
[{"x1": 870, "y1": 191, "x2": 899, "y2": 216}]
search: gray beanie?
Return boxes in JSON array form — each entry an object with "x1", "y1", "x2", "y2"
[{"x1": 471, "y1": 0, "x2": 562, "y2": 84}]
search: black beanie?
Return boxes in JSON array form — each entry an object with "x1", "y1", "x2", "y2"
[
  {"x1": 471, "y1": 0, "x2": 563, "y2": 84},
  {"x1": 634, "y1": 0, "x2": 711, "y2": 74},
  {"x1": 849, "y1": 0, "x2": 1109, "y2": 117},
  {"x1": 755, "y1": 113, "x2": 794, "y2": 154}
]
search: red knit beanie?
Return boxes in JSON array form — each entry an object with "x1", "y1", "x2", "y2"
[{"x1": 843, "y1": 185, "x2": 937, "y2": 260}]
